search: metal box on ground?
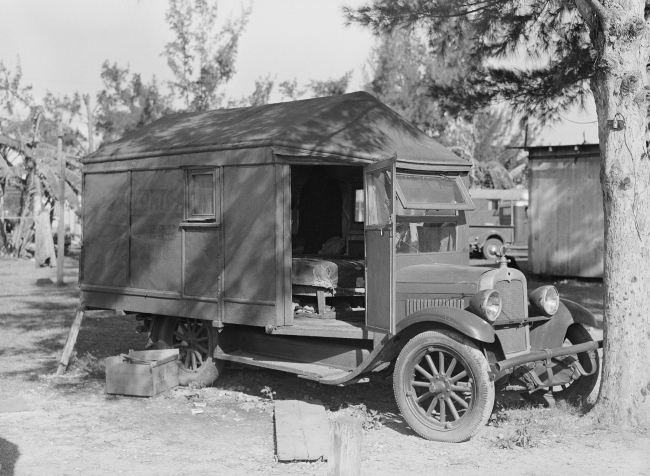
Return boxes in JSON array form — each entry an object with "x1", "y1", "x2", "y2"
[{"x1": 105, "y1": 349, "x2": 179, "y2": 397}]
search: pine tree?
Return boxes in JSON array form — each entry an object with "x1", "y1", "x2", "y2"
[{"x1": 345, "y1": 0, "x2": 650, "y2": 428}]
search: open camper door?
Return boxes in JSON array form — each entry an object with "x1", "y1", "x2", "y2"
[{"x1": 364, "y1": 157, "x2": 396, "y2": 333}]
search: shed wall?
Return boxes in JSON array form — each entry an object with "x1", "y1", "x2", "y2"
[{"x1": 529, "y1": 155, "x2": 604, "y2": 277}]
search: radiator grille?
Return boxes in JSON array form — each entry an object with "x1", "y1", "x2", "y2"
[
  {"x1": 495, "y1": 279, "x2": 525, "y2": 321},
  {"x1": 406, "y1": 298, "x2": 463, "y2": 315},
  {"x1": 496, "y1": 326, "x2": 528, "y2": 355}
]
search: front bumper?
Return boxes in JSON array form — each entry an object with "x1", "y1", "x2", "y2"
[{"x1": 490, "y1": 340, "x2": 602, "y2": 385}]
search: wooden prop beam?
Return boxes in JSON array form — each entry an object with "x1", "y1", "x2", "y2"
[{"x1": 55, "y1": 307, "x2": 85, "y2": 375}]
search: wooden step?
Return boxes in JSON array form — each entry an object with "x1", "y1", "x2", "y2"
[{"x1": 216, "y1": 349, "x2": 351, "y2": 381}]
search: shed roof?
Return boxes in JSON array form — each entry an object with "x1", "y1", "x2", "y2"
[{"x1": 85, "y1": 92, "x2": 469, "y2": 170}]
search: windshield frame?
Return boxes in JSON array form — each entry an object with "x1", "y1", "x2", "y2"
[{"x1": 394, "y1": 173, "x2": 475, "y2": 210}]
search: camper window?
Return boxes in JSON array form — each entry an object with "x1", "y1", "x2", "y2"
[{"x1": 186, "y1": 169, "x2": 218, "y2": 222}]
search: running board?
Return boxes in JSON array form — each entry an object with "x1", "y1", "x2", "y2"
[{"x1": 215, "y1": 349, "x2": 351, "y2": 382}]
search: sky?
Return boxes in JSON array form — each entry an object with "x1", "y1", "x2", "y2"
[
  {"x1": 0, "y1": 0, "x2": 598, "y2": 146},
  {"x1": 0, "y1": 0, "x2": 375, "y2": 104}
]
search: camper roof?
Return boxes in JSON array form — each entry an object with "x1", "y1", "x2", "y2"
[{"x1": 84, "y1": 92, "x2": 469, "y2": 171}]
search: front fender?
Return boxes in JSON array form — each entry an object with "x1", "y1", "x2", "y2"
[
  {"x1": 395, "y1": 307, "x2": 496, "y2": 343},
  {"x1": 529, "y1": 299, "x2": 599, "y2": 351}
]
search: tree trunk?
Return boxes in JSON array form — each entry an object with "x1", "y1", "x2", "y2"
[{"x1": 586, "y1": 1, "x2": 650, "y2": 428}]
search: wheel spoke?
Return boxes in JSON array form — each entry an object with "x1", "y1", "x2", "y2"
[
  {"x1": 425, "y1": 354, "x2": 439, "y2": 375},
  {"x1": 416, "y1": 391, "x2": 433, "y2": 404},
  {"x1": 173, "y1": 331, "x2": 185, "y2": 340},
  {"x1": 426, "y1": 396, "x2": 438, "y2": 416},
  {"x1": 450, "y1": 391, "x2": 469, "y2": 409},
  {"x1": 415, "y1": 364, "x2": 434, "y2": 380},
  {"x1": 449, "y1": 370, "x2": 467, "y2": 384},
  {"x1": 439, "y1": 399, "x2": 446, "y2": 423},
  {"x1": 450, "y1": 384, "x2": 471, "y2": 393},
  {"x1": 196, "y1": 337, "x2": 209, "y2": 343},
  {"x1": 184, "y1": 351, "x2": 190, "y2": 368},
  {"x1": 411, "y1": 381, "x2": 430, "y2": 388},
  {"x1": 445, "y1": 358, "x2": 457, "y2": 377},
  {"x1": 445, "y1": 397, "x2": 460, "y2": 421},
  {"x1": 195, "y1": 343, "x2": 208, "y2": 354},
  {"x1": 191, "y1": 351, "x2": 197, "y2": 370},
  {"x1": 439, "y1": 352, "x2": 445, "y2": 375},
  {"x1": 195, "y1": 350, "x2": 203, "y2": 366}
]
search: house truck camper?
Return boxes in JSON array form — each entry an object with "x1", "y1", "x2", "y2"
[{"x1": 80, "y1": 92, "x2": 601, "y2": 442}]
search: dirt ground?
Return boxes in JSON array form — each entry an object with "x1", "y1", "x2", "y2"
[{"x1": 1, "y1": 257, "x2": 648, "y2": 476}]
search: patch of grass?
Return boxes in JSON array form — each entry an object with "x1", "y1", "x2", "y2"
[
  {"x1": 67, "y1": 351, "x2": 106, "y2": 380},
  {"x1": 490, "y1": 398, "x2": 592, "y2": 450}
]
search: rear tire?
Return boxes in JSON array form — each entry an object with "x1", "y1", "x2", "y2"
[
  {"x1": 394, "y1": 329, "x2": 495, "y2": 442},
  {"x1": 150, "y1": 316, "x2": 223, "y2": 387}
]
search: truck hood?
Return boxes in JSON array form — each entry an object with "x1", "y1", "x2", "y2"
[{"x1": 396, "y1": 264, "x2": 492, "y2": 293}]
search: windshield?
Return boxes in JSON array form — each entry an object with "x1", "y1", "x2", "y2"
[
  {"x1": 396, "y1": 173, "x2": 472, "y2": 209},
  {"x1": 396, "y1": 221, "x2": 457, "y2": 254}
]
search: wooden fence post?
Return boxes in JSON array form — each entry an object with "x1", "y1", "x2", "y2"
[
  {"x1": 56, "y1": 120, "x2": 65, "y2": 285},
  {"x1": 56, "y1": 307, "x2": 85, "y2": 375},
  {"x1": 327, "y1": 417, "x2": 362, "y2": 476}
]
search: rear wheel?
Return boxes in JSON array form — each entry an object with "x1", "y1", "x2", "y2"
[
  {"x1": 522, "y1": 324, "x2": 599, "y2": 406},
  {"x1": 394, "y1": 330, "x2": 495, "y2": 442},
  {"x1": 150, "y1": 316, "x2": 223, "y2": 387}
]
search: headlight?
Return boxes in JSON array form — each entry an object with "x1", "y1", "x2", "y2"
[
  {"x1": 470, "y1": 289, "x2": 502, "y2": 323},
  {"x1": 529, "y1": 286, "x2": 560, "y2": 316}
]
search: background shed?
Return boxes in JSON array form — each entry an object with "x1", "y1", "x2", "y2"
[{"x1": 527, "y1": 144, "x2": 603, "y2": 277}]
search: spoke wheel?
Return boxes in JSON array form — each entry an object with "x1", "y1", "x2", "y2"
[
  {"x1": 522, "y1": 324, "x2": 599, "y2": 406},
  {"x1": 394, "y1": 330, "x2": 494, "y2": 442},
  {"x1": 150, "y1": 316, "x2": 223, "y2": 387}
]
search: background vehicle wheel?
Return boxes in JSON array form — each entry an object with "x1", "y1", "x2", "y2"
[
  {"x1": 522, "y1": 324, "x2": 600, "y2": 406},
  {"x1": 150, "y1": 316, "x2": 223, "y2": 387},
  {"x1": 394, "y1": 329, "x2": 495, "y2": 442},
  {"x1": 482, "y1": 238, "x2": 503, "y2": 260}
]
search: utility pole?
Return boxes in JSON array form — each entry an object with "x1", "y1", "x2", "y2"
[{"x1": 56, "y1": 120, "x2": 65, "y2": 285}]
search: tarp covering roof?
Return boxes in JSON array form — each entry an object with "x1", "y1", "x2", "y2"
[{"x1": 85, "y1": 92, "x2": 469, "y2": 169}]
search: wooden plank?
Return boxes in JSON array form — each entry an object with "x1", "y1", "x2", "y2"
[
  {"x1": 272, "y1": 315, "x2": 369, "y2": 339},
  {"x1": 56, "y1": 307, "x2": 85, "y2": 375},
  {"x1": 316, "y1": 289, "x2": 326, "y2": 314},
  {"x1": 328, "y1": 417, "x2": 362, "y2": 476},
  {"x1": 275, "y1": 400, "x2": 329, "y2": 461}
]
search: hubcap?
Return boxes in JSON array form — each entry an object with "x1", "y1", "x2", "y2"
[{"x1": 409, "y1": 346, "x2": 474, "y2": 427}]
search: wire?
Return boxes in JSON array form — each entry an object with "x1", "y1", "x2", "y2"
[{"x1": 556, "y1": 113, "x2": 597, "y2": 125}]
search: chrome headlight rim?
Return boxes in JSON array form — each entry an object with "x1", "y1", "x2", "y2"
[
  {"x1": 470, "y1": 289, "x2": 502, "y2": 323},
  {"x1": 529, "y1": 285, "x2": 560, "y2": 316}
]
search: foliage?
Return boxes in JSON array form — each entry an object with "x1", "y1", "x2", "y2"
[
  {"x1": 0, "y1": 59, "x2": 83, "y2": 258},
  {"x1": 278, "y1": 71, "x2": 353, "y2": 101},
  {"x1": 163, "y1": 0, "x2": 250, "y2": 112},
  {"x1": 343, "y1": 0, "x2": 594, "y2": 121},
  {"x1": 362, "y1": 29, "x2": 527, "y2": 187},
  {"x1": 227, "y1": 75, "x2": 274, "y2": 108},
  {"x1": 95, "y1": 62, "x2": 172, "y2": 146}
]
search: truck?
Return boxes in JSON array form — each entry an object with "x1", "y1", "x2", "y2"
[
  {"x1": 467, "y1": 188, "x2": 529, "y2": 260},
  {"x1": 80, "y1": 92, "x2": 600, "y2": 442}
]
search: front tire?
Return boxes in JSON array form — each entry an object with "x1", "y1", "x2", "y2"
[
  {"x1": 394, "y1": 329, "x2": 495, "y2": 442},
  {"x1": 150, "y1": 316, "x2": 223, "y2": 387}
]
